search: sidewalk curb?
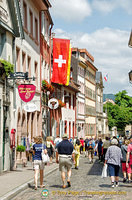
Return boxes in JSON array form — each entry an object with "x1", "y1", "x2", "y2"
[{"x1": 0, "y1": 166, "x2": 58, "y2": 200}]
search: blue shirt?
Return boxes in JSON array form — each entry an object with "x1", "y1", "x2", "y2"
[
  {"x1": 33, "y1": 143, "x2": 46, "y2": 160},
  {"x1": 57, "y1": 139, "x2": 74, "y2": 155}
]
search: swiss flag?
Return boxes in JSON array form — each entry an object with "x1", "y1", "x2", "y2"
[{"x1": 51, "y1": 38, "x2": 71, "y2": 85}]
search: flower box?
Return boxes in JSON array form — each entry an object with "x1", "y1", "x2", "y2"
[
  {"x1": 58, "y1": 99, "x2": 65, "y2": 107},
  {"x1": 42, "y1": 80, "x2": 54, "y2": 93}
]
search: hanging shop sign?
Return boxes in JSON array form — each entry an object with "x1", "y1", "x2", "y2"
[
  {"x1": 48, "y1": 98, "x2": 59, "y2": 109},
  {"x1": 23, "y1": 103, "x2": 37, "y2": 112},
  {"x1": 18, "y1": 84, "x2": 36, "y2": 102}
]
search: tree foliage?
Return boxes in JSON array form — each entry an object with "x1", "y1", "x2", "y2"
[{"x1": 103, "y1": 90, "x2": 132, "y2": 131}]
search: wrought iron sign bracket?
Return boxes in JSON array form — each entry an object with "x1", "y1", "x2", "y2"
[{"x1": 7, "y1": 72, "x2": 36, "y2": 81}]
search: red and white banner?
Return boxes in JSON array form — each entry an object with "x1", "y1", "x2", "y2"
[
  {"x1": 51, "y1": 38, "x2": 71, "y2": 85},
  {"x1": 18, "y1": 84, "x2": 36, "y2": 102}
]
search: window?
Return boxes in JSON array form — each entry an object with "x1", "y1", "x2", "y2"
[
  {"x1": 35, "y1": 18, "x2": 38, "y2": 41},
  {"x1": 69, "y1": 122, "x2": 71, "y2": 138},
  {"x1": 22, "y1": 51, "x2": 26, "y2": 72},
  {"x1": 64, "y1": 121, "x2": 67, "y2": 134},
  {"x1": 27, "y1": 56, "x2": 31, "y2": 77},
  {"x1": 23, "y1": 1, "x2": 27, "y2": 29},
  {"x1": 35, "y1": 62, "x2": 38, "y2": 88},
  {"x1": 73, "y1": 95, "x2": 75, "y2": 110},
  {"x1": 16, "y1": 47, "x2": 20, "y2": 72},
  {"x1": 69, "y1": 93, "x2": 71, "y2": 109},
  {"x1": 29, "y1": 10, "x2": 33, "y2": 36}
]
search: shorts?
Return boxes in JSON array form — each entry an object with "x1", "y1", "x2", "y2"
[
  {"x1": 59, "y1": 157, "x2": 72, "y2": 172},
  {"x1": 122, "y1": 162, "x2": 131, "y2": 174},
  {"x1": 33, "y1": 160, "x2": 44, "y2": 170},
  {"x1": 108, "y1": 163, "x2": 120, "y2": 177}
]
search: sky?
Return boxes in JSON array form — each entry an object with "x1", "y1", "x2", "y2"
[{"x1": 50, "y1": 0, "x2": 132, "y2": 96}]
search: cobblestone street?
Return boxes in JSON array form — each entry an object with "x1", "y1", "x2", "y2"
[{"x1": 12, "y1": 155, "x2": 132, "y2": 200}]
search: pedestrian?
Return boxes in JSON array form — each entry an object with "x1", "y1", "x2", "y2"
[
  {"x1": 126, "y1": 135, "x2": 132, "y2": 181},
  {"x1": 97, "y1": 138, "x2": 103, "y2": 162},
  {"x1": 104, "y1": 138, "x2": 122, "y2": 188},
  {"x1": 56, "y1": 133, "x2": 75, "y2": 189},
  {"x1": 33, "y1": 136, "x2": 47, "y2": 190},
  {"x1": 74, "y1": 139, "x2": 81, "y2": 169},
  {"x1": 102, "y1": 137, "x2": 110, "y2": 161},
  {"x1": 46, "y1": 136, "x2": 54, "y2": 164},
  {"x1": 80, "y1": 138, "x2": 84, "y2": 154},
  {"x1": 54, "y1": 135, "x2": 62, "y2": 148},
  {"x1": 84, "y1": 137, "x2": 89, "y2": 157},
  {"x1": 87, "y1": 138, "x2": 95, "y2": 163},
  {"x1": 121, "y1": 139, "x2": 131, "y2": 183}
]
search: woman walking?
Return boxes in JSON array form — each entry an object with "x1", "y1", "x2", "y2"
[
  {"x1": 121, "y1": 139, "x2": 131, "y2": 183},
  {"x1": 74, "y1": 139, "x2": 81, "y2": 169},
  {"x1": 33, "y1": 136, "x2": 47, "y2": 190},
  {"x1": 46, "y1": 136, "x2": 54, "y2": 163},
  {"x1": 104, "y1": 138, "x2": 122, "y2": 188}
]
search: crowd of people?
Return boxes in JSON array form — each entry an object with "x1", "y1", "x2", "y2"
[{"x1": 29, "y1": 134, "x2": 132, "y2": 189}]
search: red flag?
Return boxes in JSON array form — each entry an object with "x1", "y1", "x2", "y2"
[{"x1": 51, "y1": 38, "x2": 71, "y2": 85}]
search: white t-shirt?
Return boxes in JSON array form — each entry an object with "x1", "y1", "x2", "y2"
[{"x1": 54, "y1": 137, "x2": 62, "y2": 146}]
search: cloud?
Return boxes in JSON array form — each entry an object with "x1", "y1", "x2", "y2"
[
  {"x1": 50, "y1": 0, "x2": 92, "y2": 22},
  {"x1": 92, "y1": 0, "x2": 132, "y2": 15},
  {"x1": 53, "y1": 28, "x2": 132, "y2": 95},
  {"x1": 92, "y1": 0, "x2": 117, "y2": 13}
]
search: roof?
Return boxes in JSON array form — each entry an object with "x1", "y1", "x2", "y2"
[
  {"x1": 43, "y1": 0, "x2": 52, "y2": 8},
  {"x1": 79, "y1": 49, "x2": 94, "y2": 62},
  {"x1": 7, "y1": 0, "x2": 24, "y2": 39},
  {"x1": 128, "y1": 31, "x2": 132, "y2": 48},
  {"x1": 44, "y1": 10, "x2": 54, "y2": 25}
]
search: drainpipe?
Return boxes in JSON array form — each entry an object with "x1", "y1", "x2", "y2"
[
  {"x1": 49, "y1": 24, "x2": 53, "y2": 136},
  {"x1": 12, "y1": 37, "x2": 16, "y2": 110},
  {"x1": 49, "y1": 24, "x2": 53, "y2": 84}
]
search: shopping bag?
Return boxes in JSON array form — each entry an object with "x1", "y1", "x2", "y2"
[
  {"x1": 101, "y1": 164, "x2": 107, "y2": 178},
  {"x1": 41, "y1": 152, "x2": 50, "y2": 163}
]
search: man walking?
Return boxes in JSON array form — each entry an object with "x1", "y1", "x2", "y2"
[{"x1": 56, "y1": 133, "x2": 75, "y2": 189}]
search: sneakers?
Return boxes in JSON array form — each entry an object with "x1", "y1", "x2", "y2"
[
  {"x1": 128, "y1": 180, "x2": 131, "y2": 183},
  {"x1": 62, "y1": 185, "x2": 66, "y2": 189},
  {"x1": 123, "y1": 178, "x2": 127, "y2": 183},
  {"x1": 115, "y1": 182, "x2": 119, "y2": 187},
  {"x1": 111, "y1": 183, "x2": 114, "y2": 188},
  {"x1": 67, "y1": 181, "x2": 71, "y2": 187}
]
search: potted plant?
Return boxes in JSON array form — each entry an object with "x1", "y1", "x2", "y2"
[
  {"x1": 42, "y1": 80, "x2": 54, "y2": 93},
  {"x1": 16, "y1": 145, "x2": 26, "y2": 169},
  {"x1": 0, "y1": 59, "x2": 14, "y2": 79}
]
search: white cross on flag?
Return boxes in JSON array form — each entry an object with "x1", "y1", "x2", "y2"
[{"x1": 51, "y1": 38, "x2": 71, "y2": 85}]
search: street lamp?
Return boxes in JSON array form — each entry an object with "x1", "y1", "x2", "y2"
[{"x1": 128, "y1": 70, "x2": 132, "y2": 84}]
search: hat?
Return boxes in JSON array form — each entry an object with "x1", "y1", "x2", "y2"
[
  {"x1": 62, "y1": 133, "x2": 68, "y2": 138},
  {"x1": 111, "y1": 139, "x2": 118, "y2": 145}
]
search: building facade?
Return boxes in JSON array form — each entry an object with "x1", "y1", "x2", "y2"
[
  {"x1": 0, "y1": 0, "x2": 24, "y2": 173},
  {"x1": 72, "y1": 49, "x2": 86, "y2": 139},
  {"x1": 96, "y1": 72, "x2": 109, "y2": 138}
]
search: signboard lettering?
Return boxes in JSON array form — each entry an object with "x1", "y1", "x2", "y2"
[
  {"x1": 24, "y1": 103, "x2": 37, "y2": 112},
  {"x1": 48, "y1": 98, "x2": 59, "y2": 109},
  {"x1": 18, "y1": 84, "x2": 36, "y2": 102}
]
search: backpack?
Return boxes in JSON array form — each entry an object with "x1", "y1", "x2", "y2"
[{"x1": 88, "y1": 141, "x2": 94, "y2": 150}]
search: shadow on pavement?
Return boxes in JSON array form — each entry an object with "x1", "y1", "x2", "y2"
[
  {"x1": 99, "y1": 184, "x2": 111, "y2": 188},
  {"x1": 50, "y1": 185, "x2": 63, "y2": 189}
]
